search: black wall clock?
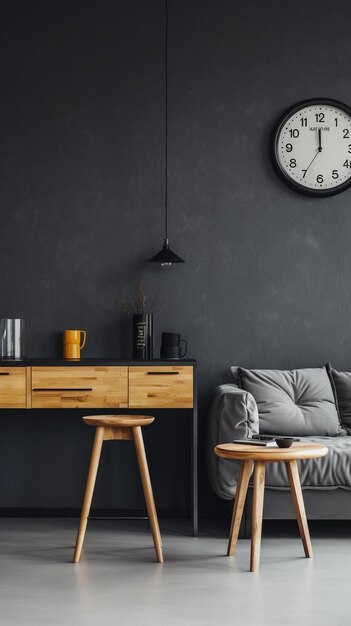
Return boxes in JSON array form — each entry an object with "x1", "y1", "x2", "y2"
[{"x1": 271, "y1": 98, "x2": 351, "y2": 196}]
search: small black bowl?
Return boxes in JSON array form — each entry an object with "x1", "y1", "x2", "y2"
[{"x1": 275, "y1": 437, "x2": 294, "y2": 448}]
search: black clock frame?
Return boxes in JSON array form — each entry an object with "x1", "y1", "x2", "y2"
[{"x1": 270, "y1": 98, "x2": 351, "y2": 197}]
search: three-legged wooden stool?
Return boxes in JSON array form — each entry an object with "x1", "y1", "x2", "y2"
[{"x1": 73, "y1": 415, "x2": 163, "y2": 564}]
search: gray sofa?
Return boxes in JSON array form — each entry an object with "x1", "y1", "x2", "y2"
[{"x1": 207, "y1": 364, "x2": 351, "y2": 525}]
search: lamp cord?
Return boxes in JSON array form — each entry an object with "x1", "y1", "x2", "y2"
[{"x1": 164, "y1": 0, "x2": 168, "y2": 242}]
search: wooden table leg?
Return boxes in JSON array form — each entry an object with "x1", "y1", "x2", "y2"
[
  {"x1": 285, "y1": 459, "x2": 313, "y2": 558},
  {"x1": 250, "y1": 461, "x2": 266, "y2": 572},
  {"x1": 227, "y1": 460, "x2": 253, "y2": 556}
]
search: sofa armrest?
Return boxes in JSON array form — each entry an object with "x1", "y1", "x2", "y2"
[{"x1": 207, "y1": 384, "x2": 259, "y2": 500}]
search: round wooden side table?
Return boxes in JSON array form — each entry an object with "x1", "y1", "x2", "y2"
[{"x1": 214, "y1": 442, "x2": 328, "y2": 572}]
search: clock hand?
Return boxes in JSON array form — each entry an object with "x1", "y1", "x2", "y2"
[
  {"x1": 318, "y1": 128, "x2": 322, "y2": 152},
  {"x1": 303, "y1": 127, "x2": 322, "y2": 178},
  {"x1": 302, "y1": 149, "x2": 320, "y2": 178}
]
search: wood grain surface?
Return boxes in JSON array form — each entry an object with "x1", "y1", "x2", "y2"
[
  {"x1": 129, "y1": 366, "x2": 193, "y2": 408},
  {"x1": 0, "y1": 367, "x2": 27, "y2": 408},
  {"x1": 215, "y1": 442, "x2": 328, "y2": 462},
  {"x1": 31, "y1": 366, "x2": 128, "y2": 409}
]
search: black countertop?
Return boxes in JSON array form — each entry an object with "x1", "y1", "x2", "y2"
[{"x1": 0, "y1": 358, "x2": 197, "y2": 367}]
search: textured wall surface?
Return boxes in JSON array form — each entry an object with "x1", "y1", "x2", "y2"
[{"x1": 1, "y1": 0, "x2": 351, "y2": 515}]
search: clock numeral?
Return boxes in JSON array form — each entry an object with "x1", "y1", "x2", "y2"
[
  {"x1": 300, "y1": 117, "x2": 307, "y2": 127},
  {"x1": 343, "y1": 159, "x2": 351, "y2": 168},
  {"x1": 348, "y1": 144, "x2": 351, "y2": 154},
  {"x1": 302, "y1": 169, "x2": 307, "y2": 179},
  {"x1": 316, "y1": 174, "x2": 324, "y2": 183},
  {"x1": 289, "y1": 159, "x2": 297, "y2": 168},
  {"x1": 289, "y1": 129, "x2": 299, "y2": 138},
  {"x1": 343, "y1": 129, "x2": 350, "y2": 139},
  {"x1": 315, "y1": 113, "x2": 325, "y2": 123},
  {"x1": 332, "y1": 170, "x2": 339, "y2": 179},
  {"x1": 335, "y1": 118, "x2": 338, "y2": 127},
  {"x1": 285, "y1": 143, "x2": 293, "y2": 152}
]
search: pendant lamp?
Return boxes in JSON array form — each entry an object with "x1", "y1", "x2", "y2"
[{"x1": 149, "y1": 0, "x2": 184, "y2": 266}]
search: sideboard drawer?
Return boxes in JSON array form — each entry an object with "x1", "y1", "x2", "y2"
[
  {"x1": 129, "y1": 366, "x2": 193, "y2": 408},
  {"x1": 0, "y1": 367, "x2": 27, "y2": 408},
  {"x1": 31, "y1": 366, "x2": 128, "y2": 409}
]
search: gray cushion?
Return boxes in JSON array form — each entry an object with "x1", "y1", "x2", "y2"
[
  {"x1": 264, "y1": 436, "x2": 351, "y2": 490},
  {"x1": 327, "y1": 366, "x2": 351, "y2": 432},
  {"x1": 207, "y1": 384, "x2": 259, "y2": 500},
  {"x1": 231, "y1": 366, "x2": 343, "y2": 437}
]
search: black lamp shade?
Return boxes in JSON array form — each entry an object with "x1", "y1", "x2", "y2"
[{"x1": 149, "y1": 239, "x2": 184, "y2": 265}]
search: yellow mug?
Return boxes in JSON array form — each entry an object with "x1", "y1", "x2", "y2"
[{"x1": 63, "y1": 330, "x2": 86, "y2": 359}]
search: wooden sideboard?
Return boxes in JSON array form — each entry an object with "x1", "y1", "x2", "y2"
[{"x1": 0, "y1": 359, "x2": 198, "y2": 534}]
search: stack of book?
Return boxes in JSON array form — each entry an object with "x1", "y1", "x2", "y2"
[{"x1": 232, "y1": 435, "x2": 299, "y2": 447}]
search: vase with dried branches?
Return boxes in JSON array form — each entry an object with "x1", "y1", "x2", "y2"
[{"x1": 121, "y1": 282, "x2": 163, "y2": 359}]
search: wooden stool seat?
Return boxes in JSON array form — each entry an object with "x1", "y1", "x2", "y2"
[
  {"x1": 82, "y1": 415, "x2": 155, "y2": 428},
  {"x1": 73, "y1": 414, "x2": 163, "y2": 564}
]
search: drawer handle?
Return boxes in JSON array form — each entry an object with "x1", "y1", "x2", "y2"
[
  {"x1": 32, "y1": 388, "x2": 93, "y2": 392},
  {"x1": 147, "y1": 372, "x2": 179, "y2": 375},
  {"x1": 0, "y1": 372, "x2": 10, "y2": 376}
]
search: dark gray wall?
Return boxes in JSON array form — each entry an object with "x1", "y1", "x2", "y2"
[{"x1": 1, "y1": 0, "x2": 351, "y2": 516}]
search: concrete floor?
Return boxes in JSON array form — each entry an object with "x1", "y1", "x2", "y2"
[{"x1": 0, "y1": 518, "x2": 350, "y2": 626}]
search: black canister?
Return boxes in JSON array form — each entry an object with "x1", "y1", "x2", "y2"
[{"x1": 133, "y1": 314, "x2": 153, "y2": 359}]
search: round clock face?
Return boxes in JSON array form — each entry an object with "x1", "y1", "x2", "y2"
[{"x1": 271, "y1": 98, "x2": 351, "y2": 196}]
